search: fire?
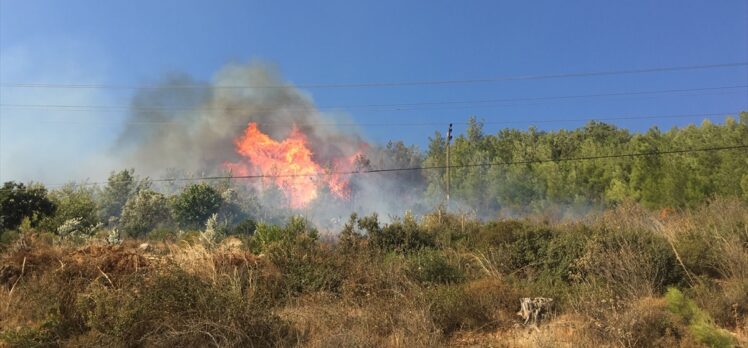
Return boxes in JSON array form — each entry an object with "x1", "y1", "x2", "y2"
[{"x1": 225, "y1": 122, "x2": 360, "y2": 209}]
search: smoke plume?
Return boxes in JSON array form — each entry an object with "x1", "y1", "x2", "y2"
[
  {"x1": 117, "y1": 63, "x2": 365, "y2": 175},
  {"x1": 115, "y1": 62, "x2": 428, "y2": 222}
]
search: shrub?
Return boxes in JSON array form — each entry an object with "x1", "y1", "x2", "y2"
[
  {"x1": 98, "y1": 169, "x2": 149, "y2": 224},
  {"x1": 172, "y1": 183, "x2": 223, "y2": 229},
  {"x1": 41, "y1": 184, "x2": 99, "y2": 234},
  {"x1": 365, "y1": 213, "x2": 436, "y2": 252},
  {"x1": 1, "y1": 256, "x2": 98, "y2": 346},
  {"x1": 268, "y1": 241, "x2": 343, "y2": 295},
  {"x1": 77, "y1": 270, "x2": 293, "y2": 347},
  {"x1": 693, "y1": 276, "x2": 748, "y2": 329},
  {"x1": 119, "y1": 189, "x2": 172, "y2": 237},
  {"x1": 230, "y1": 218, "x2": 257, "y2": 236},
  {"x1": 0, "y1": 182, "x2": 55, "y2": 231},
  {"x1": 406, "y1": 249, "x2": 465, "y2": 286},
  {"x1": 666, "y1": 287, "x2": 736, "y2": 348},
  {"x1": 575, "y1": 228, "x2": 684, "y2": 298},
  {"x1": 588, "y1": 296, "x2": 691, "y2": 348},
  {"x1": 250, "y1": 217, "x2": 317, "y2": 253},
  {"x1": 428, "y1": 278, "x2": 519, "y2": 335},
  {"x1": 251, "y1": 223, "x2": 285, "y2": 253},
  {"x1": 481, "y1": 224, "x2": 587, "y2": 283},
  {"x1": 475, "y1": 220, "x2": 528, "y2": 248},
  {"x1": 420, "y1": 210, "x2": 481, "y2": 248}
]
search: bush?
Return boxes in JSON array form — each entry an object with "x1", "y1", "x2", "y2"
[
  {"x1": 693, "y1": 277, "x2": 748, "y2": 328},
  {"x1": 77, "y1": 270, "x2": 293, "y2": 346},
  {"x1": 666, "y1": 287, "x2": 736, "y2": 348},
  {"x1": 41, "y1": 184, "x2": 99, "y2": 235},
  {"x1": 481, "y1": 224, "x2": 587, "y2": 283},
  {"x1": 406, "y1": 249, "x2": 465, "y2": 286},
  {"x1": 575, "y1": 228, "x2": 684, "y2": 299},
  {"x1": 172, "y1": 183, "x2": 223, "y2": 229},
  {"x1": 98, "y1": 169, "x2": 149, "y2": 224},
  {"x1": 230, "y1": 218, "x2": 257, "y2": 236},
  {"x1": 250, "y1": 217, "x2": 317, "y2": 253},
  {"x1": 0, "y1": 182, "x2": 55, "y2": 231},
  {"x1": 428, "y1": 278, "x2": 519, "y2": 335},
  {"x1": 364, "y1": 213, "x2": 436, "y2": 252},
  {"x1": 119, "y1": 189, "x2": 172, "y2": 237},
  {"x1": 268, "y1": 241, "x2": 343, "y2": 295},
  {"x1": 474, "y1": 220, "x2": 528, "y2": 247},
  {"x1": 586, "y1": 296, "x2": 691, "y2": 348}
]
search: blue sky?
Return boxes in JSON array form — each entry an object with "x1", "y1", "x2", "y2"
[{"x1": 0, "y1": 0, "x2": 747, "y2": 183}]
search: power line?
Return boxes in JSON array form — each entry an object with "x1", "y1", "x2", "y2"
[
  {"x1": 4, "y1": 111, "x2": 743, "y2": 128},
  {"x1": 1, "y1": 85, "x2": 745, "y2": 113},
  {"x1": 46, "y1": 143, "x2": 748, "y2": 187},
  {"x1": 2, "y1": 62, "x2": 747, "y2": 90}
]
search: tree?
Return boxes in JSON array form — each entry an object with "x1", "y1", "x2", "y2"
[
  {"x1": 172, "y1": 183, "x2": 223, "y2": 229},
  {"x1": 98, "y1": 169, "x2": 149, "y2": 224},
  {"x1": 0, "y1": 182, "x2": 56, "y2": 231},
  {"x1": 120, "y1": 189, "x2": 172, "y2": 237},
  {"x1": 421, "y1": 113, "x2": 748, "y2": 212},
  {"x1": 41, "y1": 184, "x2": 99, "y2": 234}
]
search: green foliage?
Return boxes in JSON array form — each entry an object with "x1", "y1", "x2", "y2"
[
  {"x1": 76, "y1": 270, "x2": 292, "y2": 346},
  {"x1": 256, "y1": 217, "x2": 340, "y2": 295},
  {"x1": 666, "y1": 288, "x2": 736, "y2": 347},
  {"x1": 250, "y1": 223, "x2": 285, "y2": 253},
  {"x1": 268, "y1": 242, "x2": 343, "y2": 295},
  {"x1": 230, "y1": 218, "x2": 257, "y2": 236},
  {"x1": 478, "y1": 223, "x2": 587, "y2": 283},
  {"x1": 0, "y1": 229, "x2": 20, "y2": 244},
  {"x1": 41, "y1": 184, "x2": 99, "y2": 234},
  {"x1": 98, "y1": 169, "x2": 149, "y2": 224},
  {"x1": 0, "y1": 181, "x2": 56, "y2": 231},
  {"x1": 365, "y1": 213, "x2": 436, "y2": 252},
  {"x1": 424, "y1": 115, "x2": 748, "y2": 211},
  {"x1": 3, "y1": 199, "x2": 748, "y2": 346},
  {"x1": 1, "y1": 318, "x2": 62, "y2": 347},
  {"x1": 428, "y1": 278, "x2": 519, "y2": 334},
  {"x1": 172, "y1": 183, "x2": 223, "y2": 229},
  {"x1": 406, "y1": 249, "x2": 465, "y2": 286},
  {"x1": 119, "y1": 189, "x2": 172, "y2": 237},
  {"x1": 250, "y1": 216, "x2": 318, "y2": 253}
]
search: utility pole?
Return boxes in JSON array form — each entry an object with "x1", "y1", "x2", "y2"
[{"x1": 446, "y1": 123, "x2": 453, "y2": 209}]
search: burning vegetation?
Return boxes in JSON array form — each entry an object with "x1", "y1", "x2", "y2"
[
  {"x1": 1, "y1": 62, "x2": 747, "y2": 347},
  {"x1": 225, "y1": 122, "x2": 362, "y2": 209}
]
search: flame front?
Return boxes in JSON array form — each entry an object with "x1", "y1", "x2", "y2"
[{"x1": 225, "y1": 122, "x2": 357, "y2": 209}]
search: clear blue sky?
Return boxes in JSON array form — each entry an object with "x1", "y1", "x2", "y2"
[{"x1": 0, "y1": 0, "x2": 747, "y2": 182}]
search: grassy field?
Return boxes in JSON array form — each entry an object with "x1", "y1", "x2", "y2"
[{"x1": 1, "y1": 198, "x2": 747, "y2": 347}]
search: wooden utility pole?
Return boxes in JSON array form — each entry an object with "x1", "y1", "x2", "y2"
[{"x1": 446, "y1": 123, "x2": 453, "y2": 209}]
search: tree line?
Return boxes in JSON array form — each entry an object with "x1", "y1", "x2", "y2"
[
  {"x1": 423, "y1": 112, "x2": 748, "y2": 216},
  {"x1": 0, "y1": 112, "x2": 746, "y2": 239}
]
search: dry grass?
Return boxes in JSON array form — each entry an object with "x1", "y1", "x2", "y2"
[{"x1": 1, "y1": 199, "x2": 748, "y2": 347}]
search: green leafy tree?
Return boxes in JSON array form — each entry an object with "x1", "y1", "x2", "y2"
[
  {"x1": 41, "y1": 184, "x2": 99, "y2": 233},
  {"x1": 98, "y1": 169, "x2": 150, "y2": 224},
  {"x1": 120, "y1": 189, "x2": 172, "y2": 237},
  {"x1": 422, "y1": 113, "x2": 748, "y2": 212},
  {"x1": 172, "y1": 183, "x2": 223, "y2": 229},
  {"x1": 0, "y1": 182, "x2": 56, "y2": 230}
]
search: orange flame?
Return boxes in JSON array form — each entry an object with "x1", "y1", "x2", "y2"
[{"x1": 225, "y1": 122, "x2": 359, "y2": 209}]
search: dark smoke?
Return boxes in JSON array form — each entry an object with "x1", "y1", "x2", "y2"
[
  {"x1": 116, "y1": 62, "x2": 366, "y2": 176},
  {"x1": 115, "y1": 62, "x2": 431, "y2": 223}
]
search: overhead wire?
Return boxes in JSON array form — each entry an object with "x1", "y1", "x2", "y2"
[
  {"x1": 43, "y1": 143, "x2": 748, "y2": 187},
  {"x1": 0, "y1": 85, "x2": 745, "y2": 113},
  {"x1": 1, "y1": 62, "x2": 746, "y2": 90},
  {"x1": 2, "y1": 111, "x2": 743, "y2": 128}
]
